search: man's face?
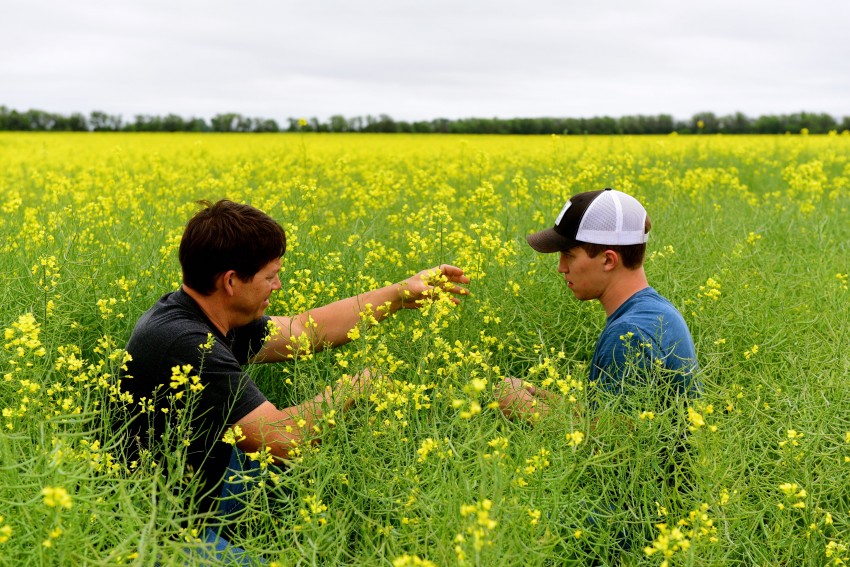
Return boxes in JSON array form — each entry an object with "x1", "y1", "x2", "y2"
[
  {"x1": 232, "y1": 257, "x2": 282, "y2": 322},
  {"x1": 557, "y1": 247, "x2": 606, "y2": 301}
]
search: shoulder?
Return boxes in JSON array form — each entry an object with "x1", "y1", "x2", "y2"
[
  {"x1": 613, "y1": 288, "x2": 696, "y2": 359},
  {"x1": 125, "y1": 291, "x2": 221, "y2": 370},
  {"x1": 615, "y1": 288, "x2": 687, "y2": 331},
  {"x1": 131, "y1": 291, "x2": 210, "y2": 340}
]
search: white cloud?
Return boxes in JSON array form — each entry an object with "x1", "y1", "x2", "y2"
[{"x1": 3, "y1": 0, "x2": 849, "y2": 122}]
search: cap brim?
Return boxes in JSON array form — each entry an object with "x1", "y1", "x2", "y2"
[{"x1": 526, "y1": 228, "x2": 578, "y2": 253}]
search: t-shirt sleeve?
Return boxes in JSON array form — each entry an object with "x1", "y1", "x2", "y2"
[{"x1": 230, "y1": 316, "x2": 272, "y2": 365}]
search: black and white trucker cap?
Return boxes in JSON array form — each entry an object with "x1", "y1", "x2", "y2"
[{"x1": 526, "y1": 188, "x2": 649, "y2": 253}]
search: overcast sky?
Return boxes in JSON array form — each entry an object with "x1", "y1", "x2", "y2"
[{"x1": 3, "y1": 0, "x2": 849, "y2": 123}]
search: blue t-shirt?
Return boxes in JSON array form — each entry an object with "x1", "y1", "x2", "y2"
[{"x1": 590, "y1": 287, "x2": 698, "y2": 396}]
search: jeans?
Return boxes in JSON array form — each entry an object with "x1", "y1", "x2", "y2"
[{"x1": 194, "y1": 448, "x2": 266, "y2": 566}]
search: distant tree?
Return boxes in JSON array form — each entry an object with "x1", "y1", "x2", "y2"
[
  {"x1": 619, "y1": 115, "x2": 642, "y2": 134},
  {"x1": 185, "y1": 117, "x2": 209, "y2": 132},
  {"x1": 752, "y1": 114, "x2": 783, "y2": 134},
  {"x1": 22, "y1": 109, "x2": 55, "y2": 130},
  {"x1": 328, "y1": 115, "x2": 348, "y2": 132},
  {"x1": 719, "y1": 112, "x2": 751, "y2": 134},
  {"x1": 90, "y1": 110, "x2": 123, "y2": 131},
  {"x1": 48, "y1": 112, "x2": 88, "y2": 131},
  {"x1": 691, "y1": 112, "x2": 719, "y2": 133},
  {"x1": 655, "y1": 114, "x2": 675, "y2": 134},
  {"x1": 253, "y1": 118, "x2": 279, "y2": 132},
  {"x1": 801, "y1": 112, "x2": 837, "y2": 133},
  {"x1": 430, "y1": 118, "x2": 450, "y2": 133},
  {"x1": 211, "y1": 113, "x2": 242, "y2": 132},
  {"x1": 0, "y1": 105, "x2": 846, "y2": 135},
  {"x1": 585, "y1": 116, "x2": 617, "y2": 135},
  {"x1": 561, "y1": 118, "x2": 584, "y2": 135},
  {"x1": 411, "y1": 120, "x2": 433, "y2": 133},
  {"x1": 236, "y1": 116, "x2": 254, "y2": 132},
  {"x1": 129, "y1": 114, "x2": 164, "y2": 132},
  {"x1": 344, "y1": 116, "x2": 360, "y2": 132},
  {"x1": 310, "y1": 117, "x2": 331, "y2": 132},
  {"x1": 1, "y1": 108, "x2": 28, "y2": 130},
  {"x1": 162, "y1": 114, "x2": 186, "y2": 132}
]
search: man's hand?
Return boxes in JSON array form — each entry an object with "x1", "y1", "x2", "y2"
[
  {"x1": 399, "y1": 264, "x2": 470, "y2": 308},
  {"x1": 495, "y1": 377, "x2": 553, "y2": 421},
  {"x1": 331, "y1": 368, "x2": 374, "y2": 411}
]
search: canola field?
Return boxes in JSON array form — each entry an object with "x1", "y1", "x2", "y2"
[{"x1": 1, "y1": 132, "x2": 850, "y2": 566}]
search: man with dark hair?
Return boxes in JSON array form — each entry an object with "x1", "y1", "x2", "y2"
[
  {"x1": 497, "y1": 188, "x2": 697, "y2": 416},
  {"x1": 119, "y1": 199, "x2": 469, "y2": 562}
]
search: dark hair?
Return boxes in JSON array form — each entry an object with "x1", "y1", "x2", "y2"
[
  {"x1": 577, "y1": 215, "x2": 652, "y2": 270},
  {"x1": 179, "y1": 200, "x2": 286, "y2": 295}
]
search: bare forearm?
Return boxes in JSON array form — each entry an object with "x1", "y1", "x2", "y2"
[
  {"x1": 294, "y1": 283, "x2": 405, "y2": 348},
  {"x1": 257, "y1": 265, "x2": 468, "y2": 362},
  {"x1": 236, "y1": 390, "x2": 337, "y2": 461}
]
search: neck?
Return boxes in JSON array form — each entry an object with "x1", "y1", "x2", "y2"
[
  {"x1": 182, "y1": 285, "x2": 231, "y2": 335},
  {"x1": 598, "y1": 267, "x2": 649, "y2": 317}
]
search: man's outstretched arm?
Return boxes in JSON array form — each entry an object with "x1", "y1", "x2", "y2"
[
  {"x1": 253, "y1": 264, "x2": 469, "y2": 362},
  {"x1": 233, "y1": 371, "x2": 371, "y2": 462}
]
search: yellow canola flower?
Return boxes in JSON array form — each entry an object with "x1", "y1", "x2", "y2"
[
  {"x1": 392, "y1": 555, "x2": 437, "y2": 567},
  {"x1": 41, "y1": 486, "x2": 73, "y2": 509},
  {"x1": 0, "y1": 516, "x2": 12, "y2": 544},
  {"x1": 222, "y1": 425, "x2": 246, "y2": 446},
  {"x1": 298, "y1": 494, "x2": 328, "y2": 527},
  {"x1": 744, "y1": 345, "x2": 759, "y2": 360},
  {"x1": 169, "y1": 364, "x2": 193, "y2": 389},
  {"x1": 826, "y1": 541, "x2": 849, "y2": 562},
  {"x1": 645, "y1": 503, "x2": 716, "y2": 565},
  {"x1": 687, "y1": 406, "x2": 705, "y2": 430},
  {"x1": 416, "y1": 437, "x2": 454, "y2": 463},
  {"x1": 566, "y1": 431, "x2": 585, "y2": 447},
  {"x1": 246, "y1": 446, "x2": 275, "y2": 470}
]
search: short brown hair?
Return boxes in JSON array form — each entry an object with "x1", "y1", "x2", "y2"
[
  {"x1": 577, "y1": 214, "x2": 652, "y2": 270},
  {"x1": 179, "y1": 200, "x2": 286, "y2": 295}
]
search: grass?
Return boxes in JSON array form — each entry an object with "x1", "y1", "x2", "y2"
[{"x1": 1, "y1": 132, "x2": 849, "y2": 565}]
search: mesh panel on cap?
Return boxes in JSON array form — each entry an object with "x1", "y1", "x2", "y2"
[
  {"x1": 575, "y1": 190, "x2": 647, "y2": 245},
  {"x1": 621, "y1": 202, "x2": 645, "y2": 233},
  {"x1": 580, "y1": 193, "x2": 619, "y2": 233}
]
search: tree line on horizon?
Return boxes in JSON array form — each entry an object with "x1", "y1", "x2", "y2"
[{"x1": 1, "y1": 105, "x2": 847, "y2": 135}]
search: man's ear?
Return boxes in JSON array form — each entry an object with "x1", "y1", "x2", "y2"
[
  {"x1": 602, "y1": 250, "x2": 619, "y2": 271},
  {"x1": 220, "y1": 270, "x2": 238, "y2": 296}
]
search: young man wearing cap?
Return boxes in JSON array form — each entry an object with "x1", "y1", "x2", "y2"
[
  {"x1": 497, "y1": 188, "x2": 697, "y2": 418},
  {"x1": 117, "y1": 199, "x2": 470, "y2": 562}
]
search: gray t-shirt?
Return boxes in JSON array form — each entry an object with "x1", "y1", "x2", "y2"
[{"x1": 119, "y1": 288, "x2": 269, "y2": 513}]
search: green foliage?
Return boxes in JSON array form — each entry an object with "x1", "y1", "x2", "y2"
[
  {"x1": 0, "y1": 133, "x2": 849, "y2": 565},
  {"x1": 2, "y1": 105, "x2": 849, "y2": 134}
]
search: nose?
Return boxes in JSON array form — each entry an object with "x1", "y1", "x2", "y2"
[
  {"x1": 272, "y1": 275, "x2": 282, "y2": 291},
  {"x1": 558, "y1": 254, "x2": 569, "y2": 273}
]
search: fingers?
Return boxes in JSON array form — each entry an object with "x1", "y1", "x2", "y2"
[
  {"x1": 402, "y1": 265, "x2": 470, "y2": 309},
  {"x1": 495, "y1": 376, "x2": 557, "y2": 415},
  {"x1": 425, "y1": 265, "x2": 470, "y2": 296},
  {"x1": 437, "y1": 264, "x2": 471, "y2": 285}
]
